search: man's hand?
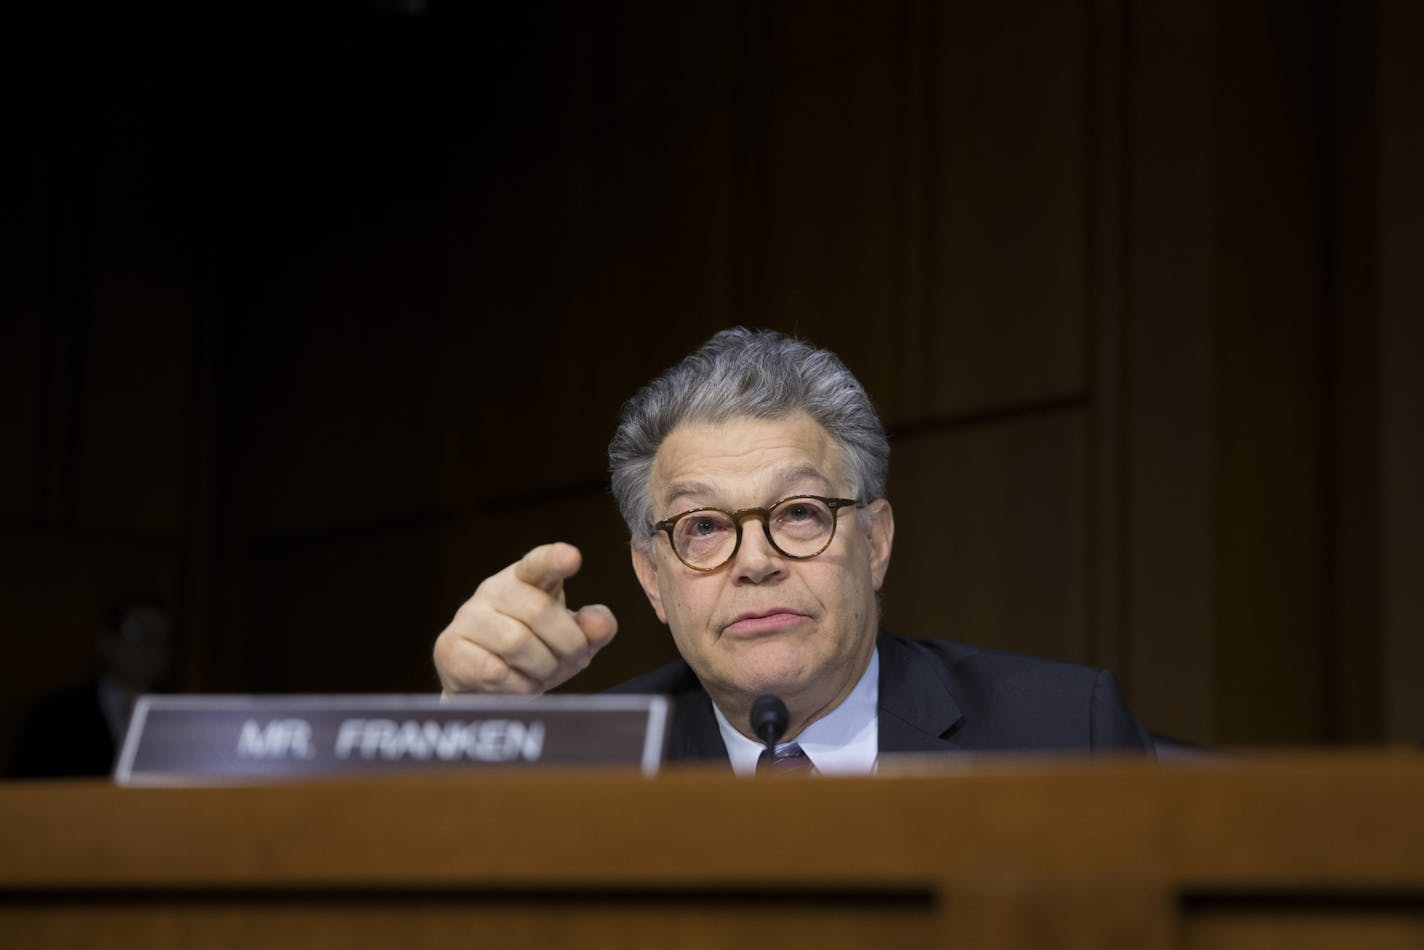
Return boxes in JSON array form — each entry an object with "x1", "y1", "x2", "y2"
[{"x1": 433, "y1": 542, "x2": 619, "y2": 695}]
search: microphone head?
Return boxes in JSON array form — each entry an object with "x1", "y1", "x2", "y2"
[{"x1": 749, "y1": 694, "x2": 789, "y2": 748}]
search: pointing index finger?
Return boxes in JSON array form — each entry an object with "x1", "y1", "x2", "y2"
[{"x1": 513, "y1": 542, "x2": 583, "y2": 595}]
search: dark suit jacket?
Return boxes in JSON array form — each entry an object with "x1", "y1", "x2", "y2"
[
  {"x1": 7, "y1": 680, "x2": 118, "y2": 778},
  {"x1": 608, "y1": 631, "x2": 1153, "y2": 765}
]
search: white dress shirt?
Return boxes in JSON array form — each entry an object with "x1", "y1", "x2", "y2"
[{"x1": 713, "y1": 649, "x2": 879, "y2": 776}]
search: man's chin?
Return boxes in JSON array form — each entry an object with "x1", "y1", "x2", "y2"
[{"x1": 726, "y1": 652, "x2": 816, "y2": 700}]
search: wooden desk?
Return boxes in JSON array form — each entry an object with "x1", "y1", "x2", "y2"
[{"x1": 3, "y1": 753, "x2": 1422, "y2": 948}]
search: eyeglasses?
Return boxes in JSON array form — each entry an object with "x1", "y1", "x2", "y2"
[{"x1": 652, "y1": 494, "x2": 863, "y2": 572}]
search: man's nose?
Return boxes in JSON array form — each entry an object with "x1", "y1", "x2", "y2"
[{"x1": 732, "y1": 519, "x2": 786, "y2": 584}]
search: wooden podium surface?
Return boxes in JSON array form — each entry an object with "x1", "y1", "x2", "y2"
[{"x1": 2, "y1": 752, "x2": 1423, "y2": 948}]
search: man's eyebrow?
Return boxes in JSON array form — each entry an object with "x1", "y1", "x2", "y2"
[{"x1": 662, "y1": 481, "x2": 717, "y2": 510}]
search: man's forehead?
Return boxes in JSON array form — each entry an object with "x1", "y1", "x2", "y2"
[
  {"x1": 650, "y1": 413, "x2": 845, "y2": 507},
  {"x1": 661, "y1": 465, "x2": 835, "y2": 504}
]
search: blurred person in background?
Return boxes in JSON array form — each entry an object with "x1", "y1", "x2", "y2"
[{"x1": 8, "y1": 595, "x2": 175, "y2": 778}]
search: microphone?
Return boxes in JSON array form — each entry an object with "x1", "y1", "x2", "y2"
[{"x1": 750, "y1": 694, "x2": 789, "y2": 759}]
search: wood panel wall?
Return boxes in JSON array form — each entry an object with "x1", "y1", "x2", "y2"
[{"x1": 4, "y1": 0, "x2": 1420, "y2": 762}]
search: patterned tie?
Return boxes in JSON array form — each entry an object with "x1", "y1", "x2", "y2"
[{"x1": 756, "y1": 742, "x2": 817, "y2": 775}]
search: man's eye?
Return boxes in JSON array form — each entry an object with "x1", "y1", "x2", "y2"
[
  {"x1": 691, "y1": 517, "x2": 721, "y2": 536},
  {"x1": 784, "y1": 504, "x2": 813, "y2": 521}
]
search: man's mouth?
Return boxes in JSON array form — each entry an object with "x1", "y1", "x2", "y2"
[{"x1": 722, "y1": 609, "x2": 808, "y2": 635}]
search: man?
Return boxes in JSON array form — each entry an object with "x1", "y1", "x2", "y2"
[
  {"x1": 434, "y1": 328, "x2": 1152, "y2": 773},
  {"x1": 9, "y1": 596, "x2": 176, "y2": 778}
]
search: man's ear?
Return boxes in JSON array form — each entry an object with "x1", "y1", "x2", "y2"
[
  {"x1": 865, "y1": 499, "x2": 894, "y2": 591},
  {"x1": 630, "y1": 543, "x2": 668, "y2": 623}
]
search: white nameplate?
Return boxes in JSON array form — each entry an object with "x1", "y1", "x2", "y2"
[{"x1": 115, "y1": 694, "x2": 669, "y2": 785}]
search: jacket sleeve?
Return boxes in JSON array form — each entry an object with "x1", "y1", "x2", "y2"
[{"x1": 1089, "y1": 669, "x2": 1156, "y2": 755}]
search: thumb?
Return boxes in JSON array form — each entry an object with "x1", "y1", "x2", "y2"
[{"x1": 573, "y1": 604, "x2": 619, "y2": 653}]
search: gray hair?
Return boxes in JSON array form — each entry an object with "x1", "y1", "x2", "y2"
[{"x1": 608, "y1": 327, "x2": 890, "y2": 546}]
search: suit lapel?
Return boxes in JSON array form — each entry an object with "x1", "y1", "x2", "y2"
[
  {"x1": 667, "y1": 686, "x2": 732, "y2": 765},
  {"x1": 876, "y1": 632, "x2": 964, "y2": 754},
  {"x1": 666, "y1": 633, "x2": 965, "y2": 765}
]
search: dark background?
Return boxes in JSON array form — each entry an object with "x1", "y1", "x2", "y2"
[{"x1": 3, "y1": 0, "x2": 1421, "y2": 759}]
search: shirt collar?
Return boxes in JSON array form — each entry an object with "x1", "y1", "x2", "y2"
[{"x1": 712, "y1": 649, "x2": 879, "y2": 776}]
